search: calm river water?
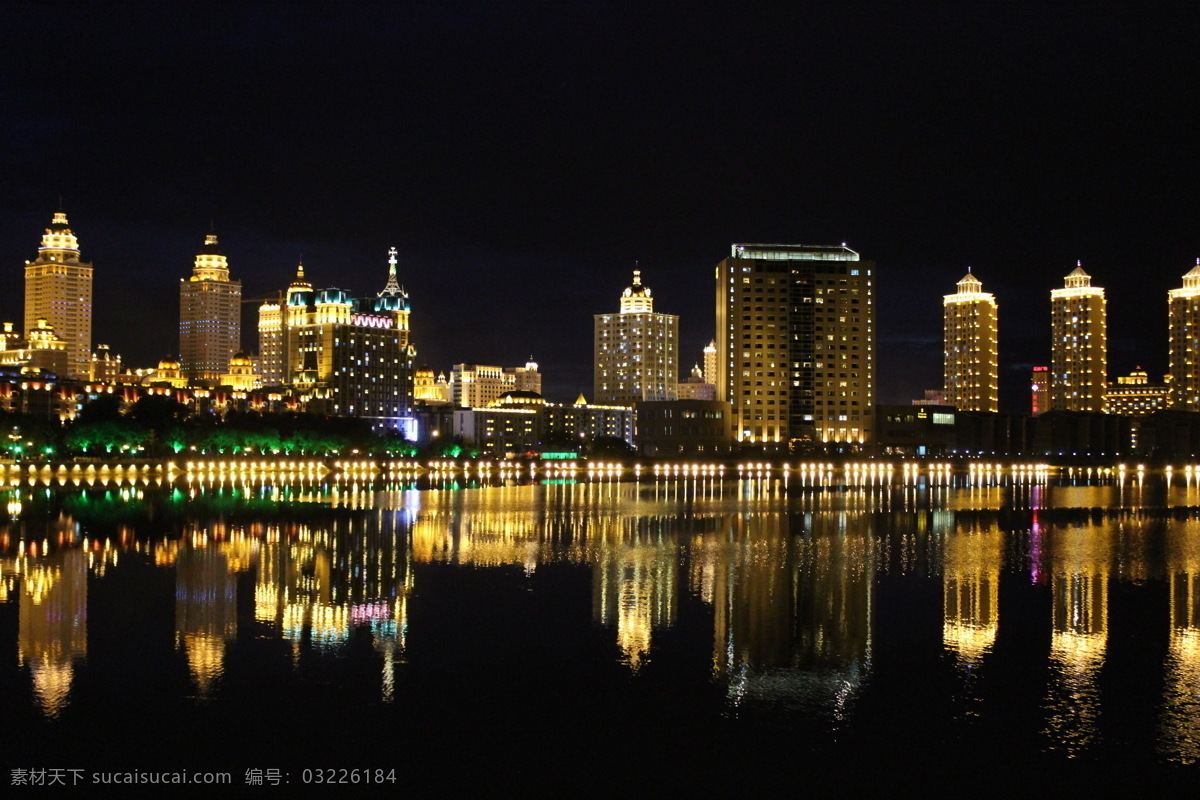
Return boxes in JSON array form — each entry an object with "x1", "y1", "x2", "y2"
[{"x1": 4, "y1": 469, "x2": 1200, "y2": 793}]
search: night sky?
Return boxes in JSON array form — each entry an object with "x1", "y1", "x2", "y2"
[{"x1": 3, "y1": 2, "x2": 1199, "y2": 410}]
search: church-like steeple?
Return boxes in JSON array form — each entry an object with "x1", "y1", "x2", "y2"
[{"x1": 375, "y1": 247, "x2": 410, "y2": 312}]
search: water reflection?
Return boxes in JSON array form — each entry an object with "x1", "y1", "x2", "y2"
[
  {"x1": 5, "y1": 474, "x2": 1200, "y2": 781},
  {"x1": 1043, "y1": 520, "x2": 1113, "y2": 756},
  {"x1": 943, "y1": 521, "x2": 1002, "y2": 666},
  {"x1": 704, "y1": 511, "x2": 874, "y2": 718},
  {"x1": 15, "y1": 549, "x2": 88, "y2": 717},
  {"x1": 1162, "y1": 519, "x2": 1200, "y2": 764},
  {"x1": 174, "y1": 545, "x2": 238, "y2": 697}
]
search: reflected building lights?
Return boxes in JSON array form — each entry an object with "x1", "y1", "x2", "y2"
[
  {"x1": 1161, "y1": 520, "x2": 1200, "y2": 764},
  {"x1": 943, "y1": 522, "x2": 1002, "y2": 666},
  {"x1": 1043, "y1": 522, "x2": 1112, "y2": 756},
  {"x1": 175, "y1": 544, "x2": 238, "y2": 697},
  {"x1": 16, "y1": 549, "x2": 88, "y2": 717},
  {"x1": 592, "y1": 520, "x2": 678, "y2": 670}
]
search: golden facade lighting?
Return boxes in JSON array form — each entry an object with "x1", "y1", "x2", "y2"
[{"x1": 943, "y1": 270, "x2": 999, "y2": 412}]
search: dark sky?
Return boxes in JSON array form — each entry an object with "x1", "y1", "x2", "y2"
[{"x1": 2, "y1": 2, "x2": 1199, "y2": 410}]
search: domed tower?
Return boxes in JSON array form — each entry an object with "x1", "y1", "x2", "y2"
[
  {"x1": 25, "y1": 212, "x2": 93, "y2": 379},
  {"x1": 594, "y1": 268, "x2": 679, "y2": 405},
  {"x1": 180, "y1": 232, "x2": 242, "y2": 386}
]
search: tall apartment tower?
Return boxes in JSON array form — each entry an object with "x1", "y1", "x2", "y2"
[
  {"x1": 716, "y1": 243, "x2": 875, "y2": 447},
  {"x1": 1050, "y1": 263, "x2": 1107, "y2": 412},
  {"x1": 180, "y1": 233, "x2": 242, "y2": 385},
  {"x1": 24, "y1": 212, "x2": 93, "y2": 379},
  {"x1": 1169, "y1": 261, "x2": 1200, "y2": 410},
  {"x1": 943, "y1": 270, "x2": 999, "y2": 412},
  {"x1": 594, "y1": 270, "x2": 679, "y2": 406}
]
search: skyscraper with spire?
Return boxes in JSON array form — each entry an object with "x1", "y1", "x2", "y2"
[
  {"x1": 256, "y1": 251, "x2": 416, "y2": 430},
  {"x1": 943, "y1": 270, "x2": 998, "y2": 412},
  {"x1": 24, "y1": 212, "x2": 92, "y2": 379},
  {"x1": 1169, "y1": 260, "x2": 1200, "y2": 410},
  {"x1": 180, "y1": 232, "x2": 242, "y2": 385},
  {"x1": 1050, "y1": 263, "x2": 1107, "y2": 412}
]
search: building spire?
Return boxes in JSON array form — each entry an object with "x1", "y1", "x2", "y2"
[
  {"x1": 374, "y1": 246, "x2": 409, "y2": 312},
  {"x1": 379, "y1": 246, "x2": 403, "y2": 296}
]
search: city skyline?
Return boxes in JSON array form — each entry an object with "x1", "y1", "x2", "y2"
[
  {"x1": 10, "y1": 209, "x2": 1200, "y2": 419},
  {"x1": 3, "y1": 5, "x2": 1199, "y2": 409}
]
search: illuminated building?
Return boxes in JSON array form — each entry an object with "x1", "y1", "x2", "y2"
[
  {"x1": 90, "y1": 344, "x2": 121, "y2": 383},
  {"x1": 1105, "y1": 367, "x2": 1169, "y2": 416},
  {"x1": 1050, "y1": 264, "x2": 1107, "y2": 412},
  {"x1": 256, "y1": 263, "x2": 309, "y2": 386},
  {"x1": 676, "y1": 364, "x2": 716, "y2": 401},
  {"x1": 256, "y1": 249, "x2": 416, "y2": 431},
  {"x1": 142, "y1": 357, "x2": 189, "y2": 388},
  {"x1": 24, "y1": 212, "x2": 92, "y2": 379},
  {"x1": 943, "y1": 270, "x2": 998, "y2": 412},
  {"x1": 703, "y1": 340, "x2": 717, "y2": 387},
  {"x1": 450, "y1": 364, "x2": 513, "y2": 407},
  {"x1": 446, "y1": 362, "x2": 541, "y2": 407},
  {"x1": 594, "y1": 270, "x2": 679, "y2": 406},
  {"x1": 179, "y1": 233, "x2": 242, "y2": 386},
  {"x1": 510, "y1": 359, "x2": 541, "y2": 394},
  {"x1": 218, "y1": 352, "x2": 258, "y2": 391},
  {"x1": 0, "y1": 318, "x2": 69, "y2": 376},
  {"x1": 1031, "y1": 366, "x2": 1050, "y2": 415},
  {"x1": 452, "y1": 393, "x2": 634, "y2": 455},
  {"x1": 413, "y1": 366, "x2": 452, "y2": 404},
  {"x1": 715, "y1": 243, "x2": 875, "y2": 447},
  {"x1": 1169, "y1": 261, "x2": 1200, "y2": 410}
]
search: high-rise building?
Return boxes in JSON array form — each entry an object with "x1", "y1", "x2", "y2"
[
  {"x1": 180, "y1": 233, "x2": 242, "y2": 386},
  {"x1": 24, "y1": 212, "x2": 92, "y2": 379},
  {"x1": 1169, "y1": 261, "x2": 1200, "y2": 410},
  {"x1": 943, "y1": 270, "x2": 999, "y2": 412},
  {"x1": 716, "y1": 243, "x2": 874, "y2": 447},
  {"x1": 1050, "y1": 264, "x2": 1107, "y2": 412},
  {"x1": 594, "y1": 270, "x2": 678, "y2": 406},
  {"x1": 256, "y1": 249, "x2": 416, "y2": 430}
]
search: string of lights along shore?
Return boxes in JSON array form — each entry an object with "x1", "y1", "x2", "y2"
[{"x1": 11, "y1": 210, "x2": 1200, "y2": 458}]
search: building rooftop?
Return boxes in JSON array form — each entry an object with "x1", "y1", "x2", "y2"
[{"x1": 730, "y1": 243, "x2": 859, "y2": 261}]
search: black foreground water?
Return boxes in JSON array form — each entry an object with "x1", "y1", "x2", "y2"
[{"x1": 4, "y1": 472, "x2": 1200, "y2": 795}]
